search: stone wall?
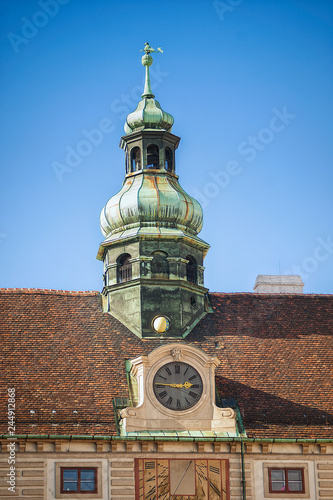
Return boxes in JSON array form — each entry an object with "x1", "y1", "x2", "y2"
[{"x1": 0, "y1": 439, "x2": 332, "y2": 499}]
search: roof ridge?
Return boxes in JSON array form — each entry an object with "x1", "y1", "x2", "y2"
[
  {"x1": 0, "y1": 289, "x2": 331, "y2": 298},
  {"x1": 0, "y1": 288, "x2": 99, "y2": 295},
  {"x1": 209, "y1": 292, "x2": 333, "y2": 298}
]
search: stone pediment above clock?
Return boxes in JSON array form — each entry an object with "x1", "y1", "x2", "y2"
[{"x1": 119, "y1": 343, "x2": 237, "y2": 436}]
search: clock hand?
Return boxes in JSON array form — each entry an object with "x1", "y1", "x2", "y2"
[{"x1": 154, "y1": 382, "x2": 193, "y2": 389}]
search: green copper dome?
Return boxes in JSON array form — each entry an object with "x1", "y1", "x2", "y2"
[
  {"x1": 124, "y1": 43, "x2": 174, "y2": 134},
  {"x1": 124, "y1": 98, "x2": 174, "y2": 134},
  {"x1": 100, "y1": 171, "x2": 203, "y2": 239}
]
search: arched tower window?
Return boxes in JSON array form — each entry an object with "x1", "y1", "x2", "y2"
[
  {"x1": 130, "y1": 147, "x2": 141, "y2": 172},
  {"x1": 147, "y1": 144, "x2": 159, "y2": 169},
  {"x1": 186, "y1": 255, "x2": 197, "y2": 284},
  {"x1": 117, "y1": 253, "x2": 132, "y2": 283},
  {"x1": 151, "y1": 251, "x2": 169, "y2": 278},
  {"x1": 165, "y1": 147, "x2": 173, "y2": 172}
]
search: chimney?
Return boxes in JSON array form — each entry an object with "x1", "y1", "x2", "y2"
[{"x1": 253, "y1": 275, "x2": 304, "y2": 294}]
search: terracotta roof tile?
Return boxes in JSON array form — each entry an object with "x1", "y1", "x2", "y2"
[{"x1": 1, "y1": 289, "x2": 332, "y2": 438}]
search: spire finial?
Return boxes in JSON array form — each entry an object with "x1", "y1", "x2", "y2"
[{"x1": 140, "y1": 42, "x2": 163, "y2": 98}]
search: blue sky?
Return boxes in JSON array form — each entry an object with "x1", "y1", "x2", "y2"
[{"x1": 0, "y1": 0, "x2": 332, "y2": 294}]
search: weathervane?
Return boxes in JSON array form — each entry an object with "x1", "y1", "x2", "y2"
[
  {"x1": 140, "y1": 42, "x2": 163, "y2": 98},
  {"x1": 140, "y1": 42, "x2": 163, "y2": 55}
]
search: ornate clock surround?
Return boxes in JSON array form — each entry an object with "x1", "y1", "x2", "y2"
[{"x1": 120, "y1": 343, "x2": 237, "y2": 435}]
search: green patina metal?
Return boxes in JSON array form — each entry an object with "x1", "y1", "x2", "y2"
[
  {"x1": 112, "y1": 397, "x2": 132, "y2": 435},
  {"x1": 216, "y1": 395, "x2": 247, "y2": 438},
  {"x1": 140, "y1": 42, "x2": 163, "y2": 98},
  {"x1": 4, "y1": 434, "x2": 333, "y2": 443},
  {"x1": 97, "y1": 43, "x2": 210, "y2": 339},
  {"x1": 100, "y1": 170, "x2": 204, "y2": 239},
  {"x1": 71, "y1": 435, "x2": 95, "y2": 440},
  {"x1": 235, "y1": 407, "x2": 246, "y2": 436},
  {"x1": 123, "y1": 430, "x2": 240, "y2": 438},
  {"x1": 124, "y1": 42, "x2": 173, "y2": 133}
]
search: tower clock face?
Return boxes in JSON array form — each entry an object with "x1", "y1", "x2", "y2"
[{"x1": 153, "y1": 361, "x2": 203, "y2": 411}]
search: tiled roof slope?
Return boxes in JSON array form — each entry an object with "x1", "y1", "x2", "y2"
[{"x1": 1, "y1": 289, "x2": 332, "y2": 438}]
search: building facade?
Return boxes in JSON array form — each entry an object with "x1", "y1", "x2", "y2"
[{"x1": 1, "y1": 44, "x2": 333, "y2": 500}]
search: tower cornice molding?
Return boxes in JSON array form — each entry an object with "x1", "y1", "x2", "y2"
[
  {"x1": 120, "y1": 128, "x2": 180, "y2": 150},
  {"x1": 97, "y1": 233, "x2": 210, "y2": 262}
]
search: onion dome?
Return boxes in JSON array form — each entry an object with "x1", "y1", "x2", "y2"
[
  {"x1": 100, "y1": 172, "x2": 203, "y2": 240},
  {"x1": 124, "y1": 43, "x2": 174, "y2": 134}
]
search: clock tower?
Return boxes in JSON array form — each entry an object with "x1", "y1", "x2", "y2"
[{"x1": 97, "y1": 43, "x2": 210, "y2": 339}]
